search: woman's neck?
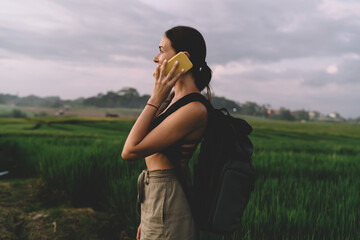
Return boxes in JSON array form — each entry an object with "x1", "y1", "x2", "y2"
[{"x1": 173, "y1": 73, "x2": 200, "y2": 100}]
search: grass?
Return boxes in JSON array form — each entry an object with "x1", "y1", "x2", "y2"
[{"x1": 0, "y1": 117, "x2": 359, "y2": 239}]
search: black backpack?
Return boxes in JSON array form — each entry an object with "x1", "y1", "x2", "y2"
[
  {"x1": 177, "y1": 93, "x2": 255, "y2": 235},
  {"x1": 192, "y1": 106, "x2": 255, "y2": 235},
  {"x1": 158, "y1": 93, "x2": 255, "y2": 234}
]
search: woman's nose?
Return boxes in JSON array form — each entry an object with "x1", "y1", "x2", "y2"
[{"x1": 153, "y1": 53, "x2": 159, "y2": 63}]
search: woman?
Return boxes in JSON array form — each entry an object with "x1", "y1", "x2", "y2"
[{"x1": 121, "y1": 26, "x2": 212, "y2": 240}]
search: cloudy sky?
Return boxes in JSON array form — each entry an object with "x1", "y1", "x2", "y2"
[{"x1": 1, "y1": 0, "x2": 359, "y2": 118}]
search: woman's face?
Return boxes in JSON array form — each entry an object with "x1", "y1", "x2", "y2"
[{"x1": 153, "y1": 35, "x2": 176, "y2": 66}]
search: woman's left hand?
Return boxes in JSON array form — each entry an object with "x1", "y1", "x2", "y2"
[
  {"x1": 136, "y1": 224, "x2": 141, "y2": 240},
  {"x1": 149, "y1": 59, "x2": 184, "y2": 107}
]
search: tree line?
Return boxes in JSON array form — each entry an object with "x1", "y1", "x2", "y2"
[{"x1": 0, "y1": 88, "x2": 356, "y2": 122}]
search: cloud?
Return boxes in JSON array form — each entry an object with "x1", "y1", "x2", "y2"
[
  {"x1": 326, "y1": 65, "x2": 338, "y2": 74},
  {"x1": 0, "y1": 0, "x2": 171, "y2": 62},
  {"x1": 0, "y1": 0, "x2": 359, "y2": 118},
  {"x1": 302, "y1": 54, "x2": 360, "y2": 86},
  {"x1": 0, "y1": 50, "x2": 155, "y2": 99},
  {"x1": 1, "y1": 0, "x2": 359, "y2": 64},
  {"x1": 318, "y1": 0, "x2": 360, "y2": 20},
  {"x1": 200, "y1": 0, "x2": 360, "y2": 64}
]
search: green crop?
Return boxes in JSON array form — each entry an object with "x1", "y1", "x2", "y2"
[{"x1": 0, "y1": 117, "x2": 359, "y2": 239}]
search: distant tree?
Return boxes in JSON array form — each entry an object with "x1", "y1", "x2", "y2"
[
  {"x1": 103, "y1": 91, "x2": 121, "y2": 107},
  {"x1": 11, "y1": 109, "x2": 27, "y2": 118},
  {"x1": 51, "y1": 100, "x2": 63, "y2": 108},
  {"x1": 211, "y1": 96, "x2": 241, "y2": 111},
  {"x1": 295, "y1": 110, "x2": 310, "y2": 121},
  {"x1": 15, "y1": 95, "x2": 63, "y2": 108},
  {"x1": 240, "y1": 102, "x2": 254, "y2": 115},
  {"x1": 0, "y1": 94, "x2": 19, "y2": 103},
  {"x1": 117, "y1": 87, "x2": 144, "y2": 108},
  {"x1": 35, "y1": 111, "x2": 48, "y2": 117},
  {"x1": 279, "y1": 107, "x2": 295, "y2": 121},
  {"x1": 16, "y1": 95, "x2": 41, "y2": 106},
  {"x1": 1, "y1": 87, "x2": 333, "y2": 121},
  {"x1": 241, "y1": 101, "x2": 260, "y2": 116},
  {"x1": 258, "y1": 104, "x2": 270, "y2": 117},
  {"x1": 117, "y1": 87, "x2": 140, "y2": 97},
  {"x1": 83, "y1": 87, "x2": 148, "y2": 108}
]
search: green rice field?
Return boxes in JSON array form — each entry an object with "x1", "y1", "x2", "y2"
[{"x1": 0, "y1": 116, "x2": 359, "y2": 239}]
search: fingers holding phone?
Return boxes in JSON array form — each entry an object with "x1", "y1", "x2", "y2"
[
  {"x1": 150, "y1": 59, "x2": 184, "y2": 106},
  {"x1": 159, "y1": 59, "x2": 182, "y2": 80},
  {"x1": 165, "y1": 60, "x2": 184, "y2": 85},
  {"x1": 153, "y1": 52, "x2": 193, "y2": 78}
]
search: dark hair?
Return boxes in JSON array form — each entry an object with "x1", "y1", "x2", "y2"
[{"x1": 165, "y1": 26, "x2": 212, "y2": 99}]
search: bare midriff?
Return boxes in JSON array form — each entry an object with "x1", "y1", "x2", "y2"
[{"x1": 145, "y1": 153, "x2": 175, "y2": 171}]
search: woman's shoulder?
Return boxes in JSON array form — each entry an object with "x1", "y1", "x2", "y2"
[
  {"x1": 174, "y1": 101, "x2": 208, "y2": 123},
  {"x1": 186, "y1": 101, "x2": 208, "y2": 114}
]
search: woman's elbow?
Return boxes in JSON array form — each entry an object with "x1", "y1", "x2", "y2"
[
  {"x1": 121, "y1": 149, "x2": 140, "y2": 161},
  {"x1": 121, "y1": 150, "x2": 133, "y2": 161}
]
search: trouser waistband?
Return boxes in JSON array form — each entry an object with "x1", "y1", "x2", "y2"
[{"x1": 137, "y1": 169, "x2": 177, "y2": 216}]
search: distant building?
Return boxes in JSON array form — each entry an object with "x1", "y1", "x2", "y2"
[
  {"x1": 267, "y1": 109, "x2": 281, "y2": 115},
  {"x1": 329, "y1": 112, "x2": 339, "y2": 119},
  {"x1": 309, "y1": 111, "x2": 316, "y2": 119},
  {"x1": 317, "y1": 114, "x2": 330, "y2": 121},
  {"x1": 56, "y1": 109, "x2": 64, "y2": 116},
  {"x1": 328, "y1": 112, "x2": 345, "y2": 122},
  {"x1": 267, "y1": 109, "x2": 297, "y2": 117},
  {"x1": 6, "y1": 101, "x2": 16, "y2": 107},
  {"x1": 310, "y1": 112, "x2": 346, "y2": 122}
]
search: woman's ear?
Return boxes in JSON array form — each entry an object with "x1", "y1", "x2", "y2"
[{"x1": 183, "y1": 51, "x2": 190, "y2": 59}]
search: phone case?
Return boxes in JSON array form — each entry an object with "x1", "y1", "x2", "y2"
[{"x1": 153, "y1": 52, "x2": 193, "y2": 77}]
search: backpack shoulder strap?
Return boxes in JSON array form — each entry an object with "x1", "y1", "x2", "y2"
[
  {"x1": 164, "y1": 92, "x2": 212, "y2": 116},
  {"x1": 150, "y1": 93, "x2": 212, "y2": 130}
]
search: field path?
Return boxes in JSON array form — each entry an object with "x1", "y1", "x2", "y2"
[{"x1": 0, "y1": 179, "x2": 132, "y2": 240}]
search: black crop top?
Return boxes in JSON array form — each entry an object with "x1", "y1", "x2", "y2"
[{"x1": 148, "y1": 93, "x2": 210, "y2": 166}]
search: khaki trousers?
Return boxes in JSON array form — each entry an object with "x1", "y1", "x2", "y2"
[{"x1": 137, "y1": 169, "x2": 198, "y2": 240}]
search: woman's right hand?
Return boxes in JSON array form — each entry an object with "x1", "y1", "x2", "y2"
[
  {"x1": 149, "y1": 59, "x2": 184, "y2": 107},
  {"x1": 136, "y1": 224, "x2": 141, "y2": 240}
]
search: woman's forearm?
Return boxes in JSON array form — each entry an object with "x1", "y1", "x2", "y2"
[
  {"x1": 122, "y1": 60, "x2": 183, "y2": 161},
  {"x1": 121, "y1": 104, "x2": 158, "y2": 160}
]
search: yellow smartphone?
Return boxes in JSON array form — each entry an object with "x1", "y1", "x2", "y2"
[{"x1": 153, "y1": 51, "x2": 193, "y2": 77}]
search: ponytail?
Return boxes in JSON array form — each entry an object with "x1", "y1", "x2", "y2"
[{"x1": 193, "y1": 62, "x2": 212, "y2": 100}]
